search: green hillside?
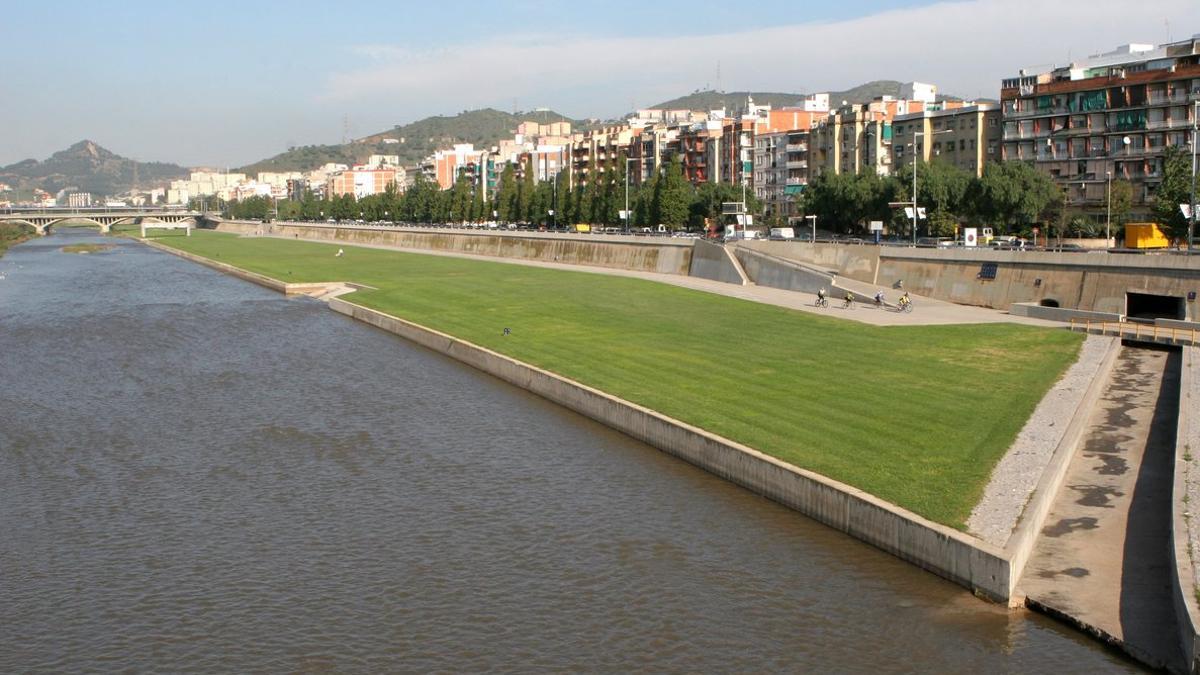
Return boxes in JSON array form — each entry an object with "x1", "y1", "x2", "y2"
[
  {"x1": 650, "y1": 80, "x2": 976, "y2": 111},
  {"x1": 0, "y1": 140, "x2": 187, "y2": 197},
  {"x1": 240, "y1": 108, "x2": 586, "y2": 174}
]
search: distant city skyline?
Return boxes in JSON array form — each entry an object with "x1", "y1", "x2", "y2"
[{"x1": 5, "y1": 0, "x2": 1198, "y2": 168}]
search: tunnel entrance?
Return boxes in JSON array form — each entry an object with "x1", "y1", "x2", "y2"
[
  {"x1": 1125, "y1": 291, "x2": 1185, "y2": 323},
  {"x1": 1039, "y1": 298, "x2": 1060, "y2": 308}
]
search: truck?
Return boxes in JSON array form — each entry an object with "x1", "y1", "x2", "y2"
[
  {"x1": 1124, "y1": 222, "x2": 1170, "y2": 249},
  {"x1": 769, "y1": 227, "x2": 796, "y2": 240}
]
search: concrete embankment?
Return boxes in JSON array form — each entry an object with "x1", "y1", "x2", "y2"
[
  {"x1": 147, "y1": 235, "x2": 1153, "y2": 623},
  {"x1": 212, "y1": 219, "x2": 694, "y2": 277},
  {"x1": 731, "y1": 240, "x2": 1200, "y2": 319},
  {"x1": 148, "y1": 236, "x2": 1027, "y2": 602},
  {"x1": 1174, "y1": 345, "x2": 1200, "y2": 673},
  {"x1": 328, "y1": 297, "x2": 1013, "y2": 600}
]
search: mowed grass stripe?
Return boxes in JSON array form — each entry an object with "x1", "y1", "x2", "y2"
[{"x1": 152, "y1": 231, "x2": 1082, "y2": 527}]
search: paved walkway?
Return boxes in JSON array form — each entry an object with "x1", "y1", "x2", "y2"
[
  {"x1": 1019, "y1": 346, "x2": 1183, "y2": 671},
  {"x1": 250, "y1": 232, "x2": 1060, "y2": 328}
]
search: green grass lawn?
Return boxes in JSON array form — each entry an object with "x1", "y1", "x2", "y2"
[{"x1": 150, "y1": 230, "x2": 1082, "y2": 527}]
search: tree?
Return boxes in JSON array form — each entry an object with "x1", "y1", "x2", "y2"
[
  {"x1": 1110, "y1": 179, "x2": 1133, "y2": 229},
  {"x1": 894, "y1": 160, "x2": 971, "y2": 237},
  {"x1": 1151, "y1": 145, "x2": 1197, "y2": 241},
  {"x1": 651, "y1": 157, "x2": 692, "y2": 229},
  {"x1": 496, "y1": 163, "x2": 516, "y2": 223},
  {"x1": 448, "y1": 175, "x2": 473, "y2": 223},
  {"x1": 969, "y1": 161, "x2": 1059, "y2": 234},
  {"x1": 802, "y1": 170, "x2": 895, "y2": 233}
]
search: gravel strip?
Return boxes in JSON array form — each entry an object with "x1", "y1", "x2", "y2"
[
  {"x1": 966, "y1": 335, "x2": 1115, "y2": 547},
  {"x1": 1182, "y1": 347, "x2": 1200, "y2": 591}
]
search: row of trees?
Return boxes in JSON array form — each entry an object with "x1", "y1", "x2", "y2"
[
  {"x1": 216, "y1": 154, "x2": 760, "y2": 232},
  {"x1": 217, "y1": 148, "x2": 1199, "y2": 239}
]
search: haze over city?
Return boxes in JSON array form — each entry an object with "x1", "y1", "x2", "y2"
[{"x1": 6, "y1": 0, "x2": 1199, "y2": 167}]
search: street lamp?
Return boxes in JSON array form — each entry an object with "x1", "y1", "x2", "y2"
[
  {"x1": 806, "y1": 214, "x2": 817, "y2": 243},
  {"x1": 1106, "y1": 170, "x2": 1111, "y2": 247},
  {"x1": 910, "y1": 128, "x2": 952, "y2": 244},
  {"x1": 1190, "y1": 100, "x2": 1198, "y2": 252}
]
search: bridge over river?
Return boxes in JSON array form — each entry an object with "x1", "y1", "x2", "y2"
[{"x1": 0, "y1": 207, "x2": 201, "y2": 235}]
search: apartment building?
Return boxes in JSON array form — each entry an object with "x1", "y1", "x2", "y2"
[
  {"x1": 754, "y1": 129, "x2": 812, "y2": 223},
  {"x1": 423, "y1": 144, "x2": 483, "y2": 189},
  {"x1": 892, "y1": 103, "x2": 1001, "y2": 177},
  {"x1": 812, "y1": 99, "x2": 913, "y2": 177},
  {"x1": 627, "y1": 124, "x2": 678, "y2": 186},
  {"x1": 325, "y1": 168, "x2": 401, "y2": 199},
  {"x1": 567, "y1": 124, "x2": 635, "y2": 187},
  {"x1": 1000, "y1": 36, "x2": 1200, "y2": 213}
]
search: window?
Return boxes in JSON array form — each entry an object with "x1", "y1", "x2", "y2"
[
  {"x1": 988, "y1": 143, "x2": 997, "y2": 155},
  {"x1": 960, "y1": 139, "x2": 966, "y2": 150},
  {"x1": 978, "y1": 262, "x2": 998, "y2": 280},
  {"x1": 988, "y1": 117, "x2": 997, "y2": 127}
]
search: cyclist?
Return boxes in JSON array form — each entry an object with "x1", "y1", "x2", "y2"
[
  {"x1": 874, "y1": 290, "x2": 885, "y2": 307},
  {"x1": 898, "y1": 292, "x2": 912, "y2": 310},
  {"x1": 816, "y1": 288, "x2": 828, "y2": 307},
  {"x1": 843, "y1": 291, "x2": 854, "y2": 309}
]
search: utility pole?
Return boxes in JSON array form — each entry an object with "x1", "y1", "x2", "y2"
[{"x1": 1190, "y1": 100, "x2": 1197, "y2": 252}]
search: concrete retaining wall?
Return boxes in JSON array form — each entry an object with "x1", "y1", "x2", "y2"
[
  {"x1": 325, "y1": 297, "x2": 1012, "y2": 601},
  {"x1": 877, "y1": 248, "x2": 1200, "y2": 319},
  {"x1": 1009, "y1": 303, "x2": 1124, "y2": 323},
  {"x1": 211, "y1": 219, "x2": 693, "y2": 276},
  {"x1": 688, "y1": 240, "x2": 747, "y2": 285},
  {"x1": 1007, "y1": 338, "x2": 1123, "y2": 602},
  {"x1": 1172, "y1": 346, "x2": 1200, "y2": 673},
  {"x1": 736, "y1": 240, "x2": 879, "y2": 283},
  {"x1": 732, "y1": 246, "x2": 835, "y2": 293}
]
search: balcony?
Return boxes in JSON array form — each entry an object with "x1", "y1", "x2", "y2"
[
  {"x1": 785, "y1": 178, "x2": 805, "y2": 186},
  {"x1": 785, "y1": 160, "x2": 808, "y2": 169},
  {"x1": 785, "y1": 143, "x2": 807, "y2": 152}
]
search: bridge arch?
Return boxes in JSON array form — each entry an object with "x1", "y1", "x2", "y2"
[{"x1": 40, "y1": 218, "x2": 108, "y2": 235}]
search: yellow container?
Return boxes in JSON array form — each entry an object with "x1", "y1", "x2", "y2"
[{"x1": 1124, "y1": 222, "x2": 1170, "y2": 249}]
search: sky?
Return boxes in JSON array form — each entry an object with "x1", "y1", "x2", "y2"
[{"x1": 4, "y1": 0, "x2": 1199, "y2": 168}]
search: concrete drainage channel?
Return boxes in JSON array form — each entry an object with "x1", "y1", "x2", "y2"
[{"x1": 145, "y1": 237, "x2": 1200, "y2": 672}]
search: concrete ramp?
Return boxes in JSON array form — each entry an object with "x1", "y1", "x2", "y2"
[
  {"x1": 731, "y1": 246, "x2": 835, "y2": 294},
  {"x1": 689, "y1": 240, "x2": 749, "y2": 286},
  {"x1": 1019, "y1": 345, "x2": 1184, "y2": 671}
]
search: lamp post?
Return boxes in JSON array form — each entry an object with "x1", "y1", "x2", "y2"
[
  {"x1": 910, "y1": 128, "x2": 952, "y2": 244},
  {"x1": 1106, "y1": 170, "x2": 1111, "y2": 247},
  {"x1": 806, "y1": 214, "x2": 817, "y2": 243},
  {"x1": 1190, "y1": 100, "x2": 1197, "y2": 252}
]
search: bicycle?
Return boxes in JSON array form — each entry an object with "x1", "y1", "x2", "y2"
[
  {"x1": 897, "y1": 299, "x2": 914, "y2": 313},
  {"x1": 842, "y1": 297, "x2": 854, "y2": 310},
  {"x1": 815, "y1": 296, "x2": 829, "y2": 308}
]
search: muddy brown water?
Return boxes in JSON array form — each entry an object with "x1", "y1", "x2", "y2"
[{"x1": 0, "y1": 231, "x2": 1144, "y2": 672}]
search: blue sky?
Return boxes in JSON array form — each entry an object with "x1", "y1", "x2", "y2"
[{"x1": 3, "y1": 0, "x2": 1197, "y2": 167}]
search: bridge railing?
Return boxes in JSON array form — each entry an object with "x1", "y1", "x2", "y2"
[{"x1": 1069, "y1": 318, "x2": 1200, "y2": 346}]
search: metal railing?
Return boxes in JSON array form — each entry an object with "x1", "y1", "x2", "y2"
[{"x1": 1069, "y1": 318, "x2": 1199, "y2": 346}]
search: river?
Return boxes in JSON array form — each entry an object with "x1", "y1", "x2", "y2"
[{"x1": 0, "y1": 230, "x2": 1142, "y2": 672}]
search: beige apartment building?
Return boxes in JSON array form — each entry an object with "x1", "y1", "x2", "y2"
[{"x1": 892, "y1": 104, "x2": 1002, "y2": 177}]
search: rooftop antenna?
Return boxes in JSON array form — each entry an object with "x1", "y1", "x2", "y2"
[{"x1": 1166, "y1": 18, "x2": 1172, "y2": 43}]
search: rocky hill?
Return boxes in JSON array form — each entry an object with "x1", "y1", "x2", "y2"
[{"x1": 0, "y1": 141, "x2": 187, "y2": 197}]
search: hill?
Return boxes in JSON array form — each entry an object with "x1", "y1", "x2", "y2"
[
  {"x1": 240, "y1": 108, "x2": 587, "y2": 174},
  {"x1": 649, "y1": 80, "x2": 964, "y2": 110},
  {"x1": 0, "y1": 140, "x2": 187, "y2": 197}
]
